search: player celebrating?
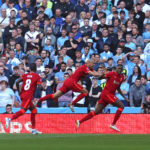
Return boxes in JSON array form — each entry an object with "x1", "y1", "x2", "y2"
[
  {"x1": 76, "y1": 64, "x2": 129, "y2": 132},
  {"x1": 5, "y1": 63, "x2": 43, "y2": 135},
  {"x1": 35, "y1": 59, "x2": 100, "y2": 112}
]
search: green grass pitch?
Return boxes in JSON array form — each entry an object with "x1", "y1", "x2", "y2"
[{"x1": 0, "y1": 134, "x2": 150, "y2": 150}]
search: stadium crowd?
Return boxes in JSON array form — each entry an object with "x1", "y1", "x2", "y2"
[{"x1": 0, "y1": 0, "x2": 150, "y2": 110}]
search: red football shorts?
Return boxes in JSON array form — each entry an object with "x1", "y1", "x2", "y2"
[
  {"x1": 59, "y1": 78, "x2": 83, "y2": 93},
  {"x1": 20, "y1": 95, "x2": 34, "y2": 110},
  {"x1": 98, "y1": 92, "x2": 118, "y2": 106}
]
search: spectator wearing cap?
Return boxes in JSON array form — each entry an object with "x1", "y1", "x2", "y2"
[
  {"x1": 35, "y1": 78, "x2": 56, "y2": 108},
  {"x1": 64, "y1": 32, "x2": 78, "y2": 60},
  {"x1": 35, "y1": 57, "x2": 45, "y2": 74},
  {"x1": 100, "y1": 43, "x2": 113, "y2": 65},
  {"x1": 75, "y1": 0, "x2": 89, "y2": 19},
  {"x1": 0, "y1": 76, "x2": 16, "y2": 108},
  {"x1": 55, "y1": 62, "x2": 66, "y2": 84},
  {"x1": 118, "y1": 38, "x2": 132, "y2": 54},
  {"x1": 22, "y1": 0, "x2": 35, "y2": 21},
  {"x1": 89, "y1": 77, "x2": 102, "y2": 107},
  {"x1": 96, "y1": 29, "x2": 113, "y2": 53},
  {"x1": 56, "y1": 73, "x2": 73, "y2": 107},
  {"x1": 125, "y1": 34, "x2": 136, "y2": 51},
  {"x1": 129, "y1": 77, "x2": 146, "y2": 107},
  {"x1": 0, "y1": 8, "x2": 10, "y2": 32},
  {"x1": 87, "y1": 38, "x2": 98, "y2": 54},
  {"x1": 3, "y1": 104, "x2": 13, "y2": 114},
  {"x1": 25, "y1": 22, "x2": 40, "y2": 52},
  {"x1": 42, "y1": 27, "x2": 56, "y2": 47},
  {"x1": 57, "y1": 28, "x2": 68, "y2": 50}
]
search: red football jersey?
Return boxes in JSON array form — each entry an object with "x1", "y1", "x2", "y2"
[
  {"x1": 20, "y1": 72, "x2": 41, "y2": 99},
  {"x1": 103, "y1": 71, "x2": 124, "y2": 94},
  {"x1": 70, "y1": 64, "x2": 93, "y2": 82}
]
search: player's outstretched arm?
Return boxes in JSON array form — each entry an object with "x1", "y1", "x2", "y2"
[
  {"x1": 16, "y1": 78, "x2": 23, "y2": 94},
  {"x1": 88, "y1": 70, "x2": 105, "y2": 79},
  {"x1": 117, "y1": 87, "x2": 129, "y2": 102}
]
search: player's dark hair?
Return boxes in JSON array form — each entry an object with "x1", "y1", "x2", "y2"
[
  {"x1": 61, "y1": 62, "x2": 66, "y2": 66},
  {"x1": 13, "y1": 66, "x2": 19, "y2": 70},
  {"x1": 117, "y1": 64, "x2": 123, "y2": 68},
  {"x1": 6, "y1": 104, "x2": 12, "y2": 108},
  {"x1": 30, "y1": 63, "x2": 36, "y2": 72}
]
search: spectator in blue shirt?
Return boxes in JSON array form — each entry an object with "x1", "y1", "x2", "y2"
[
  {"x1": 22, "y1": 0, "x2": 35, "y2": 21},
  {"x1": 100, "y1": 43, "x2": 113, "y2": 65},
  {"x1": 125, "y1": 34, "x2": 136, "y2": 51},
  {"x1": 75, "y1": 0, "x2": 89, "y2": 19},
  {"x1": 117, "y1": 1, "x2": 129, "y2": 19},
  {"x1": 14, "y1": 43, "x2": 25, "y2": 60},
  {"x1": 55, "y1": 8, "x2": 65, "y2": 26},
  {"x1": 142, "y1": 23, "x2": 150, "y2": 46},
  {"x1": 116, "y1": 73, "x2": 129, "y2": 106},
  {"x1": 55, "y1": 62, "x2": 66, "y2": 84},
  {"x1": 57, "y1": 28, "x2": 68, "y2": 50}
]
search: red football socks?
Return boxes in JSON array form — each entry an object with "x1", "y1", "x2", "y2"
[
  {"x1": 112, "y1": 108, "x2": 123, "y2": 125},
  {"x1": 31, "y1": 113, "x2": 36, "y2": 129},
  {"x1": 72, "y1": 93, "x2": 88, "y2": 105},
  {"x1": 38, "y1": 94, "x2": 54, "y2": 102},
  {"x1": 79, "y1": 111, "x2": 95, "y2": 124},
  {"x1": 11, "y1": 111, "x2": 24, "y2": 120}
]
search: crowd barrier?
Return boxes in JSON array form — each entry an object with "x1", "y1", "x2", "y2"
[
  {"x1": 0, "y1": 107, "x2": 142, "y2": 114},
  {"x1": 0, "y1": 114, "x2": 150, "y2": 134}
]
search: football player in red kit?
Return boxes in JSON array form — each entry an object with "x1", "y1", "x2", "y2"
[
  {"x1": 76, "y1": 64, "x2": 129, "y2": 132},
  {"x1": 5, "y1": 63, "x2": 43, "y2": 134},
  {"x1": 36, "y1": 59, "x2": 100, "y2": 112}
]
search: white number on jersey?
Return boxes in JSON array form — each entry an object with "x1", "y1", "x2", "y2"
[{"x1": 24, "y1": 79, "x2": 31, "y2": 90}]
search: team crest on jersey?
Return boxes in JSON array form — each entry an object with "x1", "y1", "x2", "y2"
[{"x1": 113, "y1": 80, "x2": 120, "y2": 85}]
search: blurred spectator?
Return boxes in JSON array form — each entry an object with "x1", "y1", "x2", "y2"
[
  {"x1": 88, "y1": 77, "x2": 102, "y2": 107},
  {"x1": 129, "y1": 78, "x2": 146, "y2": 107},
  {"x1": 55, "y1": 62, "x2": 66, "y2": 84},
  {"x1": 56, "y1": 73, "x2": 72, "y2": 107},
  {"x1": 125, "y1": 34, "x2": 136, "y2": 51},
  {"x1": 35, "y1": 78, "x2": 56, "y2": 108},
  {"x1": 116, "y1": 73, "x2": 129, "y2": 106},
  {"x1": 9, "y1": 66, "x2": 20, "y2": 89},
  {"x1": 128, "y1": 65, "x2": 141, "y2": 85},
  {"x1": 3, "y1": 104, "x2": 13, "y2": 114},
  {"x1": 0, "y1": 8, "x2": 10, "y2": 32},
  {"x1": 66, "y1": 59, "x2": 75, "y2": 72},
  {"x1": 35, "y1": 57, "x2": 45, "y2": 74},
  {"x1": 0, "y1": 76, "x2": 16, "y2": 107},
  {"x1": 25, "y1": 22, "x2": 40, "y2": 51}
]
